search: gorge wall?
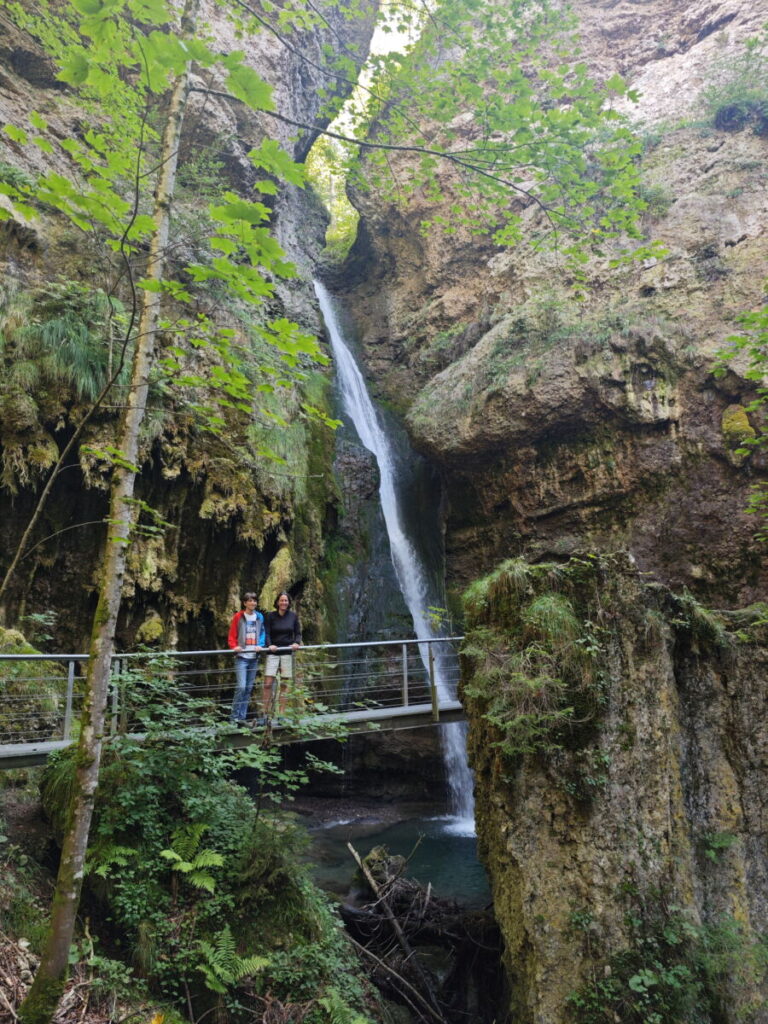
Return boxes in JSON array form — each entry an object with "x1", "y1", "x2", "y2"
[
  {"x1": 462, "y1": 554, "x2": 768, "y2": 1023},
  {"x1": 339, "y1": 0, "x2": 768, "y2": 609},
  {"x1": 334, "y1": 0, "x2": 768, "y2": 1019},
  {"x1": 0, "y1": 0, "x2": 377, "y2": 650}
]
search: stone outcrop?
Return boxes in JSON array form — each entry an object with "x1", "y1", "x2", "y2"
[
  {"x1": 0, "y1": 1, "x2": 377, "y2": 648},
  {"x1": 462, "y1": 555, "x2": 768, "y2": 1023},
  {"x1": 338, "y1": 0, "x2": 768, "y2": 608}
]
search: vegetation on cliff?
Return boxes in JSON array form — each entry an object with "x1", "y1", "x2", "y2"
[
  {"x1": 461, "y1": 554, "x2": 768, "y2": 1022},
  {"x1": 0, "y1": 0, "x2": 350, "y2": 1016}
]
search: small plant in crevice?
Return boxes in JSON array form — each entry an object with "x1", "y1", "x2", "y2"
[
  {"x1": 668, "y1": 590, "x2": 730, "y2": 649},
  {"x1": 716, "y1": 301, "x2": 768, "y2": 543},
  {"x1": 702, "y1": 28, "x2": 768, "y2": 136},
  {"x1": 637, "y1": 181, "x2": 673, "y2": 221},
  {"x1": 568, "y1": 894, "x2": 768, "y2": 1024},
  {"x1": 700, "y1": 830, "x2": 739, "y2": 864},
  {"x1": 557, "y1": 748, "x2": 612, "y2": 803}
]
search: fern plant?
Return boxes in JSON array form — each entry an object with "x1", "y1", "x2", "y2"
[
  {"x1": 85, "y1": 843, "x2": 139, "y2": 879},
  {"x1": 196, "y1": 925, "x2": 268, "y2": 994},
  {"x1": 0, "y1": 280, "x2": 127, "y2": 403},
  {"x1": 159, "y1": 823, "x2": 225, "y2": 894},
  {"x1": 317, "y1": 987, "x2": 372, "y2": 1024}
]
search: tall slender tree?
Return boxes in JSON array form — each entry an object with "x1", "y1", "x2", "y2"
[{"x1": 5, "y1": 1, "x2": 318, "y2": 1019}]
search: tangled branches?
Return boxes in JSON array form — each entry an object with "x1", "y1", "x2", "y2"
[{"x1": 341, "y1": 845, "x2": 506, "y2": 1024}]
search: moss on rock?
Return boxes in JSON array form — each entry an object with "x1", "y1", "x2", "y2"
[{"x1": 461, "y1": 553, "x2": 768, "y2": 1022}]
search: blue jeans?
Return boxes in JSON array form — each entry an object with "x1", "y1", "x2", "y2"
[{"x1": 231, "y1": 656, "x2": 259, "y2": 722}]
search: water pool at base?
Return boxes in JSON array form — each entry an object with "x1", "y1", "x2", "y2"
[{"x1": 308, "y1": 814, "x2": 491, "y2": 909}]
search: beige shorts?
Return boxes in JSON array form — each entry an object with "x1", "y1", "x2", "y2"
[{"x1": 265, "y1": 653, "x2": 293, "y2": 678}]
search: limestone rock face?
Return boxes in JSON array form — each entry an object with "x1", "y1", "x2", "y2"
[
  {"x1": 0, "y1": 2, "x2": 376, "y2": 647},
  {"x1": 463, "y1": 556, "x2": 768, "y2": 1023},
  {"x1": 338, "y1": 0, "x2": 768, "y2": 607}
]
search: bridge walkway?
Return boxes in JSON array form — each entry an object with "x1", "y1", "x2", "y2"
[{"x1": 0, "y1": 637, "x2": 465, "y2": 769}]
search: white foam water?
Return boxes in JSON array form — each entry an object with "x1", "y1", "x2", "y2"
[{"x1": 315, "y1": 280, "x2": 475, "y2": 828}]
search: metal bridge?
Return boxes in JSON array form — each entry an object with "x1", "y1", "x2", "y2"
[{"x1": 0, "y1": 637, "x2": 465, "y2": 768}]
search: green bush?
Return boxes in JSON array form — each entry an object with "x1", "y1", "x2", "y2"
[
  {"x1": 703, "y1": 30, "x2": 768, "y2": 136},
  {"x1": 41, "y1": 692, "x2": 370, "y2": 1019},
  {"x1": 462, "y1": 559, "x2": 610, "y2": 770},
  {"x1": 569, "y1": 902, "x2": 768, "y2": 1024}
]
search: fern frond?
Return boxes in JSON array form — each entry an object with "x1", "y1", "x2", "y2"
[
  {"x1": 169, "y1": 822, "x2": 208, "y2": 861},
  {"x1": 317, "y1": 988, "x2": 370, "y2": 1024},
  {"x1": 196, "y1": 927, "x2": 267, "y2": 993},
  {"x1": 186, "y1": 871, "x2": 216, "y2": 893},
  {"x1": 235, "y1": 954, "x2": 269, "y2": 980},
  {"x1": 190, "y1": 850, "x2": 225, "y2": 869},
  {"x1": 86, "y1": 843, "x2": 139, "y2": 878}
]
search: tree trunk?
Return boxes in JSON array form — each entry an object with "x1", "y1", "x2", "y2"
[{"x1": 17, "y1": 4, "x2": 200, "y2": 1021}]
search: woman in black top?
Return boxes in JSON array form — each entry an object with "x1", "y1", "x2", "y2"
[{"x1": 262, "y1": 592, "x2": 302, "y2": 720}]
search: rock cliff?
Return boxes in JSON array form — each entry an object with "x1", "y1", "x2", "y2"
[
  {"x1": 462, "y1": 555, "x2": 768, "y2": 1023},
  {"x1": 339, "y1": 0, "x2": 768, "y2": 608},
  {"x1": 0, "y1": 1, "x2": 377, "y2": 648},
  {"x1": 332, "y1": 0, "x2": 768, "y2": 1019}
]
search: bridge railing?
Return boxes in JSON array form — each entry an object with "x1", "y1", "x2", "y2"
[{"x1": 0, "y1": 637, "x2": 463, "y2": 747}]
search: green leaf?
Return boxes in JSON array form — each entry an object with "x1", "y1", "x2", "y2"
[
  {"x1": 71, "y1": 0, "x2": 107, "y2": 14},
  {"x1": 248, "y1": 139, "x2": 305, "y2": 187},
  {"x1": 128, "y1": 0, "x2": 172, "y2": 24},
  {"x1": 57, "y1": 53, "x2": 90, "y2": 86},
  {"x1": 225, "y1": 65, "x2": 274, "y2": 111},
  {"x1": 4, "y1": 124, "x2": 28, "y2": 145},
  {"x1": 605, "y1": 72, "x2": 627, "y2": 95},
  {"x1": 210, "y1": 198, "x2": 270, "y2": 225}
]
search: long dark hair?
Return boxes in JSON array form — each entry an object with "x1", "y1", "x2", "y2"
[{"x1": 273, "y1": 591, "x2": 292, "y2": 610}]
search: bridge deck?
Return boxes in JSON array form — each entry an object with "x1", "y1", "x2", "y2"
[
  {"x1": 0, "y1": 639, "x2": 465, "y2": 769},
  {"x1": 0, "y1": 700, "x2": 466, "y2": 769}
]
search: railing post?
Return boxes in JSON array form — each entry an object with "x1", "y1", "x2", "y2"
[
  {"x1": 428, "y1": 643, "x2": 439, "y2": 722},
  {"x1": 402, "y1": 644, "x2": 409, "y2": 707},
  {"x1": 119, "y1": 656, "x2": 129, "y2": 734},
  {"x1": 110, "y1": 657, "x2": 120, "y2": 735},
  {"x1": 63, "y1": 659, "x2": 75, "y2": 741}
]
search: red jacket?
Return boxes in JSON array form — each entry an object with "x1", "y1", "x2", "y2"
[{"x1": 228, "y1": 609, "x2": 266, "y2": 650}]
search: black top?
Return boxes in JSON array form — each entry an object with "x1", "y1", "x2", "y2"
[{"x1": 265, "y1": 610, "x2": 302, "y2": 648}]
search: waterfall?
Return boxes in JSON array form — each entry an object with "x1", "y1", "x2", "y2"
[{"x1": 315, "y1": 281, "x2": 475, "y2": 831}]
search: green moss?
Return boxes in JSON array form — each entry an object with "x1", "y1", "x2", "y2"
[
  {"x1": 17, "y1": 972, "x2": 67, "y2": 1024},
  {"x1": 259, "y1": 546, "x2": 294, "y2": 609},
  {"x1": 721, "y1": 403, "x2": 756, "y2": 447},
  {"x1": 135, "y1": 613, "x2": 164, "y2": 645}
]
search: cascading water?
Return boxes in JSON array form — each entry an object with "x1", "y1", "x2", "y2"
[{"x1": 315, "y1": 280, "x2": 475, "y2": 831}]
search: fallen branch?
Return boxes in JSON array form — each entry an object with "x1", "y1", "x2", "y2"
[
  {"x1": 347, "y1": 842, "x2": 445, "y2": 1022},
  {"x1": 348, "y1": 936, "x2": 444, "y2": 1024}
]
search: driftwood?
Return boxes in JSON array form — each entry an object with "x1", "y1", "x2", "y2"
[
  {"x1": 347, "y1": 843, "x2": 446, "y2": 1023},
  {"x1": 343, "y1": 842, "x2": 507, "y2": 1023}
]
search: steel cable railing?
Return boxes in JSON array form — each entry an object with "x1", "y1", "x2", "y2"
[{"x1": 0, "y1": 637, "x2": 463, "y2": 750}]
